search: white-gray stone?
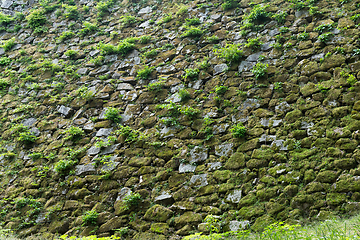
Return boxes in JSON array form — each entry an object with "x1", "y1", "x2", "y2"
[
  {"x1": 75, "y1": 164, "x2": 96, "y2": 176},
  {"x1": 138, "y1": 6, "x2": 152, "y2": 14},
  {"x1": 116, "y1": 187, "x2": 132, "y2": 201},
  {"x1": 179, "y1": 163, "x2": 196, "y2": 173},
  {"x1": 207, "y1": 162, "x2": 222, "y2": 171},
  {"x1": 229, "y1": 220, "x2": 250, "y2": 231},
  {"x1": 246, "y1": 52, "x2": 264, "y2": 62},
  {"x1": 215, "y1": 142, "x2": 233, "y2": 157},
  {"x1": 21, "y1": 118, "x2": 37, "y2": 127},
  {"x1": 57, "y1": 105, "x2": 72, "y2": 116},
  {"x1": 275, "y1": 101, "x2": 291, "y2": 114},
  {"x1": 190, "y1": 174, "x2": 208, "y2": 187},
  {"x1": 96, "y1": 128, "x2": 113, "y2": 137},
  {"x1": 226, "y1": 189, "x2": 242, "y2": 203},
  {"x1": 213, "y1": 63, "x2": 228, "y2": 75},
  {"x1": 189, "y1": 146, "x2": 208, "y2": 163},
  {"x1": 117, "y1": 83, "x2": 134, "y2": 91},
  {"x1": 87, "y1": 146, "x2": 100, "y2": 156}
]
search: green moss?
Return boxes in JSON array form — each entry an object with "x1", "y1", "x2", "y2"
[
  {"x1": 239, "y1": 205, "x2": 265, "y2": 220},
  {"x1": 150, "y1": 223, "x2": 169, "y2": 235},
  {"x1": 213, "y1": 170, "x2": 232, "y2": 182},
  {"x1": 285, "y1": 110, "x2": 303, "y2": 123},
  {"x1": 251, "y1": 214, "x2": 275, "y2": 232}
]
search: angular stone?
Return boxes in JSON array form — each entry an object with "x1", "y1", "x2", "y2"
[
  {"x1": 215, "y1": 142, "x2": 233, "y2": 157},
  {"x1": 213, "y1": 63, "x2": 228, "y2": 75},
  {"x1": 190, "y1": 174, "x2": 208, "y2": 188},
  {"x1": 96, "y1": 128, "x2": 113, "y2": 137},
  {"x1": 226, "y1": 189, "x2": 242, "y2": 203},
  {"x1": 57, "y1": 105, "x2": 72, "y2": 117},
  {"x1": 75, "y1": 164, "x2": 96, "y2": 176}
]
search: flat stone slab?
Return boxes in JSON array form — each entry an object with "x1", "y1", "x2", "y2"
[
  {"x1": 179, "y1": 163, "x2": 196, "y2": 173},
  {"x1": 226, "y1": 189, "x2": 242, "y2": 203},
  {"x1": 75, "y1": 164, "x2": 96, "y2": 176}
]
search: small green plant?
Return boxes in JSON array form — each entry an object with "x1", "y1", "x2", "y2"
[
  {"x1": 245, "y1": 37, "x2": 262, "y2": 51},
  {"x1": 279, "y1": 27, "x2": 289, "y2": 33},
  {"x1": 26, "y1": 9, "x2": 48, "y2": 32},
  {"x1": 347, "y1": 74, "x2": 357, "y2": 86},
  {"x1": 222, "y1": 0, "x2": 238, "y2": 10},
  {"x1": 64, "y1": 50, "x2": 78, "y2": 59},
  {"x1": 123, "y1": 192, "x2": 142, "y2": 210},
  {"x1": 121, "y1": 15, "x2": 138, "y2": 27},
  {"x1": 274, "y1": 82, "x2": 283, "y2": 91},
  {"x1": 116, "y1": 227, "x2": 129, "y2": 237},
  {"x1": 54, "y1": 159, "x2": 76, "y2": 176},
  {"x1": 117, "y1": 125, "x2": 139, "y2": 143},
  {"x1": 351, "y1": 13, "x2": 360, "y2": 22},
  {"x1": 143, "y1": 49, "x2": 158, "y2": 58},
  {"x1": 214, "y1": 43, "x2": 243, "y2": 64},
  {"x1": 79, "y1": 21, "x2": 97, "y2": 36},
  {"x1": 314, "y1": 23, "x2": 334, "y2": 33},
  {"x1": 158, "y1": 14, "x2": 172, "y2": 24},
  {"x1": 181, "y1": 27, "x2": 203, "y2": 38},
  {"x1": 0, "y1": 57, "x2": 11, "y2": 66},
  {"x1": 298, "y1": 32, "x2": 309, "y2": 41},
  {"x1": 231, "y1": 122, "x2": 246, "y2": 138},
  {"x1": 251, "y1": 62, "x2": 268, "y2": 79},
  {"x1": 183, "y1": 68, "x2": 199, "y2": 80},
  {"x1": 146, "y1": 80, "x2": 165, "y2": 92},
  {"x1": 318, "y1": 32, "x2": 334, "y2": 43},
  {"x1": 17, "y1": 131, "x2": 38, "y2": 144},
  {"x1": 243, "y1": 4, "x2": 270, "y2": 26},
  {"x1": 317, "y1": 83, "x2": 329, "y2": 93},
  {"x1": 57, "y1": 30, "x2": 75, "y2": 42},
  {"x1": 181, "y1": 106, "x2": 200, "y2": 120},
  {"x1": 1, "y1": 38, "x2": 16, "y2": 51},
  {"x1": 96, "y1": 0, "x2": 115, "y2": 17},
  {"x1": 176, "y1": 6, "x2": 188, "y2": 16},
  {"x1": 206, "y1": 35, "x2": 219, "y2": 43},
  {"x1": 62, "y1": 4, "x2": 79, "y2": 20},
  {"x1": 64, "y1": 126, "x2": 84, "y2": 142},
  {"x1": 0, "y1": 12, "x2": 14, "y2": 26},
  {"x1": 185, "y1": 18, "x2": 201, "y2": 26},
  {"x1": 204, "y1": 215, "x2": 220, "y2": 235},
  {"x1": 104, "y1": 107, "x2": 122, "y2": 123},
  {"x1": 137, "y1": 66, "x2": 154, "y2": 80},
  {"x1": 0, "y1": 78, "x2": 10, "y2": 89},
  {"x1": 214, "y1": 85, "x2": 228, "y2": 95},
  {"x1": 179, "y1": 89, "x2": 191, "y2": 102},
  {"x1": 117, "y1": 40, "x2": 135, "y2": 56},
  {"x1": 82, "y1": 210, "x2": 99, "y2": 226},
  {"x1": 334, "y1": 46, "x2": 345, "y2": 54},
  {"x1": 272, "y1": 11, "x2": 288, "y2": 24},
  {"x1": 139, "y1": 35, "x2": 151, "y2": 44}
]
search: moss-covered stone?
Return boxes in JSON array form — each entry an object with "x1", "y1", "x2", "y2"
[
  {"x1": 304, "y1": 169, "x2": 316, "y2": 184},
  {"x1": 239, "y1": 205, "x2": 265, "y2": 220},
  {"x1": 133, "y1": 232, "x2": 166, "y2": 240},
  {"x1": 285, "y1": 110, "x2": 303, "y2": 123},
  {"x1": 316, "y1": 171, "x2": 338, "y2": 183},
  {"x1": 251, "y1": 214, "x2": 275, "y2": 232},
  {"x1": 150, "y1": 223, "x2": 169, "y2": 235},
  {"x1": 174, "y1": 211, "x2": 202, "y2": 228},
  {"x1": 335, "y1": 139, "x2": 358, "y2": 151},
  {"x1": 333, "y1": 158, "x2": 357, "y2": 169},
  {"x1": 326, "y1": 193, "x2": 346, "y2": 206},
  {"x1": 213, "y1": 170, "x2": 232, "y2": 182},
  {"x1": 256, "y1": 187, "x2": 278, "y2": 201},
  {"x1": 144, "y1": 204, "x2": 173, "y2": 222},
  {"x1": 237, "y1": 138, "x2": 259, "y2": 152},
  {"x1": 128, "y1": 157, "x2": 152, "y2": 167},
  {"x1": 224, "y1": 152, "x2": 246, "y2": 170}
]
